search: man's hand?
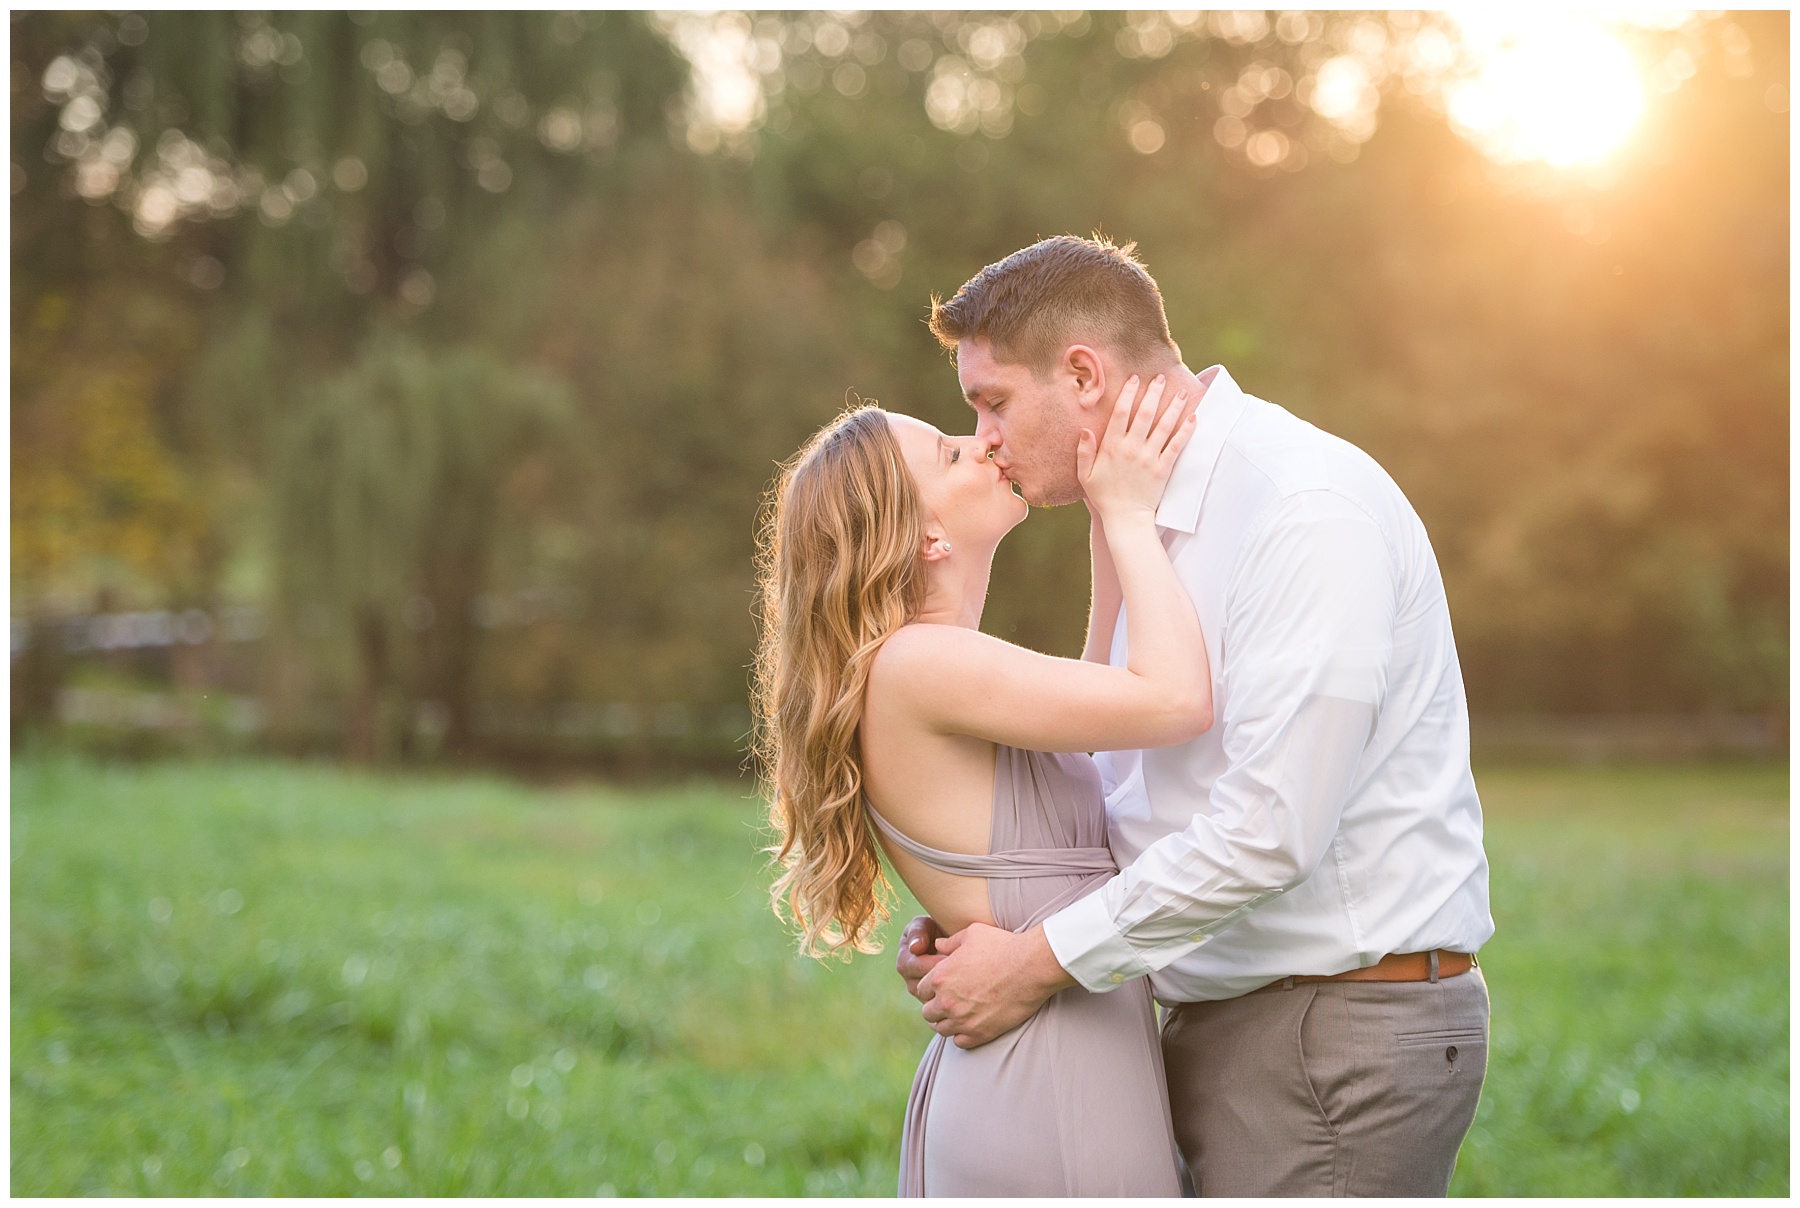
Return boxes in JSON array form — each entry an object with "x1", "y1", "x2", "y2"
[
  {"x1": 917, "y1": 923, "x2": 1078, "y2": 1049},
  {"x1": 896, "y1": 915, "x2": 947, "y2": 1003}
]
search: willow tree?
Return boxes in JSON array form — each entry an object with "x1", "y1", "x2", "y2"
[
  {"x1": 273, "y1": 338, "x2": 572, "y2": 759},
  {"x1": 15, "y1": 10, "x2": 682, "y2": 747}
]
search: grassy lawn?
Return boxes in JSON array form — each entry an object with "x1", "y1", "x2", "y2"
[
  {"x1": 11, "y1": 756, "x2": 1788, "y2": 1195},
  {"x1": 1450, "y1": 764, "x2": 1788, "y2": 1196}
]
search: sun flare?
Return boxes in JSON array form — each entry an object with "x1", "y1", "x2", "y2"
[{"x1": 1445, "y1": 15, "x2": 1648, "y2": 168}]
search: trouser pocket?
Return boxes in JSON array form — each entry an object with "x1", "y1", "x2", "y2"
[{"x1": 1396, "y1": 1026, "x2": 1488, "y2": 1075}]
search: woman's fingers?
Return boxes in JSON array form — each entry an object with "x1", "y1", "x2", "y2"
[
  {"x1": 1075, "y1": 427, "x2": 1097, "y2": 483},
  {"x1": 1159, "y1": 402, "x2": 1200, "y2": 469},
  {"x1": 1091, "y1": 373, "x2": 1194, "y2": 495},
  {"x1": 1130, "y1": 375, "x2": 1167, "y2": 437},
  {"x1": 1149, "y1": 389, "x2": 1190, "y2": 451},
  {"x1": 1105, "y1": 375, "x2": 1140, "y2": 447}
]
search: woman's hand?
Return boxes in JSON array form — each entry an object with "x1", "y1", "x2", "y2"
[{"x1": 1077, "y1": 374, "x2": 1196, "y2": 524}]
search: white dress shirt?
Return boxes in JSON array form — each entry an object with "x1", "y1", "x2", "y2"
[{"x1": 1041, "y1": 366, "x2": 1494, "y2": 1003}]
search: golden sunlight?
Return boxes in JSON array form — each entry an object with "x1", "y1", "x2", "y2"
[{"x1": 1444, "y1": 14, "x2": 1650, "y2": 168}]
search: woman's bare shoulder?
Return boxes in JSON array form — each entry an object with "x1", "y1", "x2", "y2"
[
  {"x1": 867, "y1": 624, "x2": 982, "y2": 710},
  {"x1": 872, "y1": 623, "x2": 996, "y2": 681}
]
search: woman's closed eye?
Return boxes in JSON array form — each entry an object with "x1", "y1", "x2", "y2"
[{"x1": 950, "y1": 447, "x2": 961, "y2": 463}]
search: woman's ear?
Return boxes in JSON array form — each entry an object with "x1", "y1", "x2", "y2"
[
  {"x1": 1064, "y1": 345, "x2": 1106, "y2": 415},
  {"x1": 919, "y1": 531, "x2": 952, "y2": 562}
]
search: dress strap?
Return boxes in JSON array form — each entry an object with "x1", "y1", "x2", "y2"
[{"x1": 866, "y1": 801, "x2": 1115, "y2": 880}]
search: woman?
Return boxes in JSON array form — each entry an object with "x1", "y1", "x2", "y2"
[{"x1": 751, "y1": 376, "x2": 1208, "y2": 1196}]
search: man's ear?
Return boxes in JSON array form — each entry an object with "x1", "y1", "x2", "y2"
[{"x1": 1063, "y1": 345, "x2": 1107, "y2": 415}]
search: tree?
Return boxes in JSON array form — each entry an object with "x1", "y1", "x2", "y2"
[
  {"x1": 272, "y1": 338, "x2": 572, "y2": 758},
  {"x1": 11, "y1": 10, "x2": 1787, "y2": 764}
]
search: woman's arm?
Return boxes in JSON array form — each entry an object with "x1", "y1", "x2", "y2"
[
  {"x1": 1081, "y1": 504, "x2": 1122, "y2": 665},
  {"x1": 874, "y1": 376, "x2": 1211, "y2": 753}
]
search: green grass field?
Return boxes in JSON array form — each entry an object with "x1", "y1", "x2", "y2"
[{"x1": 11, "y1": 756, "x2": 1788, "y2": 1196}]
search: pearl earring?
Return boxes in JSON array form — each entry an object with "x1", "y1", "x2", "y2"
[{"x1": 937, "y1": 541, "x2": 951, "y2": 554}]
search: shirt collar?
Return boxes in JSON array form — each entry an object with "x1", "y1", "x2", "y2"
[{"x1": 1155, "y1": 364, "x2": 1249, "y2": 535}]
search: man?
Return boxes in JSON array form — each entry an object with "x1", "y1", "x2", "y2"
[{"x1": 897, "y1": 235, "x2": 1495, "y2": 1197}]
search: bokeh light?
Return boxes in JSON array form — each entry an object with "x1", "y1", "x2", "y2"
[{"x1": 1445, "y1": 14, "x2": 1649, "y2": 168}]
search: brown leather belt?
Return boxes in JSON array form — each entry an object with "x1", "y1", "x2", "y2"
[{"x1": 1260, "y1": 949, "x2": 1476, "y2": 992}]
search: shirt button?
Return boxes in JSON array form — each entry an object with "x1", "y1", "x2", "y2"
[{"x1": 1109, "y1": 972, "x2": 1125, "y2": 984}]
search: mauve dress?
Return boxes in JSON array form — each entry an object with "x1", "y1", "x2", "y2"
[{"x1": 870, "y1": 744, "x2": 1183, "y2": 1197}]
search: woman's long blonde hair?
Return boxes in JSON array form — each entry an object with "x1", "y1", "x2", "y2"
[{"x1": 751, "y1": 405, "x2": 927, "y2": 958}]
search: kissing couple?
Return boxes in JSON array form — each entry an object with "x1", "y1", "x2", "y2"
[{"x1": 752, "y1": 236, "x2": 1495, "y2": 1197}]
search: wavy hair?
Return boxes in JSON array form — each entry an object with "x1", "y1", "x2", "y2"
[{"x1": 751, "y1": 405, "x2": 927, "y2": 958}]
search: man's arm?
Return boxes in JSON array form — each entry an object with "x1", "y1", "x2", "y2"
[
  {"x1": 1044, "y1": 492, "x2": 1396, "y2": 989},
  {"x1": 922, "y1": 493, "x2": 1396, "y2": 1038}
]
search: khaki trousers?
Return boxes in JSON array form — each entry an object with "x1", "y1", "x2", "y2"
[{"x1": 1162, "y1": 969, "x2": 1489, "y2": 1197}]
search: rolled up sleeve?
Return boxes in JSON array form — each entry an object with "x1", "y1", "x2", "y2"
[{"x1": 1043, "y1": 492, "x2": 1397, "y2": 992}]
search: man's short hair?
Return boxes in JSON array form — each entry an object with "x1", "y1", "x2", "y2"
[{"x1": 928, "y1": 234, "x2": 1180, "y2": 375}]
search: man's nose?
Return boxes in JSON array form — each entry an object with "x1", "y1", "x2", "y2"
[{"x1": 974, "y1": 415, "x2": 1003, "y2": 451}]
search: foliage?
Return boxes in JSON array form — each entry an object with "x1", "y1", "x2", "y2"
[
  {"x1": 8, "y1": 11, "x2": 1789, "y2": 755},
  {"x1": 9, "y1": 262, "x2": 212, "y2": 607},
  {"x1": 271, "y1": 337, "x2": 573, "y2": 757},
  {"x1": 10, "y1": 756, "x2": 1788, "y2": 1195},
  {"x1": 11, "y1": 358, "x2": 209, "y2": 596}
]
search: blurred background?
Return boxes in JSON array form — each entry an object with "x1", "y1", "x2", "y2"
[
  {"x1": 11, "y1": 8, "x2": 1787, "y2": 765},
  {"x1": 11, "y1": 8, "x2": 1789, "y2": 1197}
]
